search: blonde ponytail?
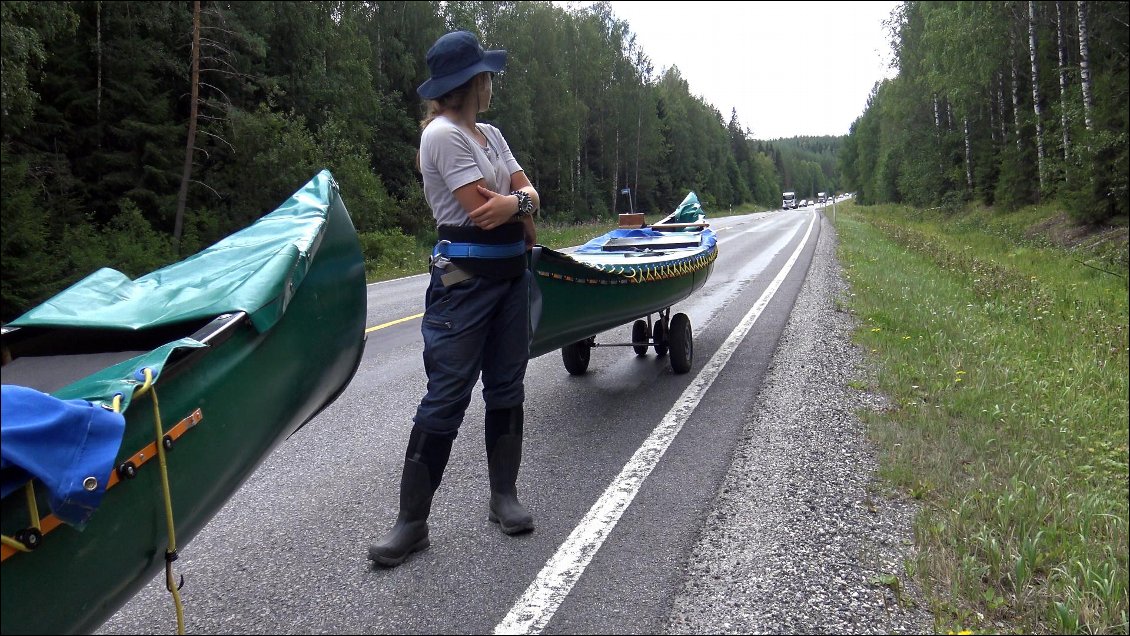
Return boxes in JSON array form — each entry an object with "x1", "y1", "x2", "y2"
[
  {"x1": 417, "y1": 73, "x2": 488, "y2": 171},
  {"x1": 418, "y1": 73, "x2": 485, "y2": 130}
]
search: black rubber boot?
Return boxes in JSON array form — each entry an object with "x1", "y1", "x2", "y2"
[
  {"x1": 485, "y1": 406, "x2": 535, "y2": 535},
  {"x1": 368, "y1": 427, "x2": 453, "y2": 567}
]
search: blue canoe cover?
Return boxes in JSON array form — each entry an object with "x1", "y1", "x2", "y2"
[
  {"x1": 1, "y1": 385, "x2": 126, "y2": 527},
  {"x1": 573, "y1": 226, "x2": 716, "y2": 255},
  {"x1": 575, "y1": 191, "x2": 708, "y2": 255},
  {"x1": 574, "y1": 228, "x2": 672, "y2": 254}
]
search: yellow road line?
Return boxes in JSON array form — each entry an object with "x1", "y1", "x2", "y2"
[{"x1": 365, "y1": 312, "x2": 424, "y2": 333}]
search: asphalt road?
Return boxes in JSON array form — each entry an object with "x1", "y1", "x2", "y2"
[{"x1": 98, "y1": 207, "x2": 827, "y2": 635}]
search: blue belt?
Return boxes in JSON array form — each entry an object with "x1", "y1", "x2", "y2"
[{"x1": 432, "y1": 239, "x2": 525, "y2": 259}]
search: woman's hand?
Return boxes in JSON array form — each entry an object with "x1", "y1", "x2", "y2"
[{"x1": 468, "y1": 185, "x2": 518, "y2": 230}]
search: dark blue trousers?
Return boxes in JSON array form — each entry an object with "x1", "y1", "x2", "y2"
[{"x1": 413, "y1": 269, "x2": 531, "y2": 438}]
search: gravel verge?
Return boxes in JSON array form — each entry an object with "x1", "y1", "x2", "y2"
[{"x1": 663, "y1": 216, "x2": 936, "y2": 634}]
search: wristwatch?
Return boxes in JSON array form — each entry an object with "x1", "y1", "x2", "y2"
[{"x1": 511, "y1": 190, "x2": 534, "y2": 218}]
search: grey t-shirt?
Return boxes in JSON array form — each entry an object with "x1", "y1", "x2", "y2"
[{"x1": 419, "y1": 115, "x2": 523, "y2": 227}]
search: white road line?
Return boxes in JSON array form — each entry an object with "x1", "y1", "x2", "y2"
[
  {"x1": 367, "y1": 272, "x2": 426, "y2": 286},
  {"x1": 494, "y1": 212, "x2": 818, "y2": 635}
]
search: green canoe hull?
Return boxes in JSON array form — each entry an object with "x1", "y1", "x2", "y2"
[
  {"x1": 0, "y1": 177, "x2": 366, "y2": 634},
  {"x1": 528, "y1": 243, "x2": 717, "y2": 358}
]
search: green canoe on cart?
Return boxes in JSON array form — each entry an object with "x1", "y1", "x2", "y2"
[{"x1": 529, "y1": 191, "x2": 717, "y2": 374}]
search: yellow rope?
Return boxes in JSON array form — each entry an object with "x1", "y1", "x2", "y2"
[
  {"x1": 2, "y1": 367, "x2": 192, "y2": 636},
  {"x1": 536, "y1": 244, "x2": 718, "y2": 285},
  {"x1": 0, "y1": 457, "x2": 49, "y2": 554},
  {"x1": 24, "y1": 481, "x2": 41, "y2": 531},
  {"x1": 1, "y1": 535, "x2": 31, "y2": 552},
  {"x1": 141, "y1": 368, "x2": 186, "y2": 635},
  {"x1": 133, "y1": 369, "x2": 155, "y2": 399}
]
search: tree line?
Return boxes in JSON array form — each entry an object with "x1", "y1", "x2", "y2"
[
  {"x1": 0, "y1": 0, "x2": 837, "y2": 321},
  {"x1": 840, "y1": 1, "x2": 1128, "y2": 221}
]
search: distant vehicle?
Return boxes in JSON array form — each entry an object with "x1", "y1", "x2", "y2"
[
  {"x1": 799, "y1": 199, "x2": 808, "y2": 207},
  {"x1": 817, "y1": 192, "x2": 827, "y2": 204},
  {"x1": 782, "y1": 191, "x2": 797, "y2": 209}
]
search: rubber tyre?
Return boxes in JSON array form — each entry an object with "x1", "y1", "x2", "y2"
[
  {"x1": 562, "y1": 340, "x2": 591, "y2": 375},
  {"x1": 653, "y1": 319, "x2": 668, "y2": 357},
  {"x1": 669, "y1": 313, "x2": 692, "y2": 374},
  {"x1": 632, "y1": 320, "x2": 650, "y2": 356}
]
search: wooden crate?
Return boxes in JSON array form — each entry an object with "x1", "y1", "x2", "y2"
[{"x1": 618, "y1": 213, "x2": 645, "y2": 228}]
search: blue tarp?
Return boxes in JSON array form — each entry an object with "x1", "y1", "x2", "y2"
[
  {"x1": 574, "y1": 191, "x2": 706, "y2": 256},
  {"x1": 573, "y1": 227, "x2": 671, "y2": 254},
  {"x1": 1, "y1": 385, "x2": 126, "y2": 527}
]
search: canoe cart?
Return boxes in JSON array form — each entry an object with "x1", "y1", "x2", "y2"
[
  {"x1": 528, "y1": 192, "x2": 717, "y2": 375},
  {"x1": 0, "y1": 170, "x2": 367, "y2": 635}
]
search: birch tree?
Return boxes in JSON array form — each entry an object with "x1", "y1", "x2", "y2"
[
  {"x1": 1011, "y1": 37, "x2": 1023, "y2": 152},
  {"x1": 1076, "y1": 0, "x2": 1094, "y2": 131},
  {"x1": 1055, "y1": 2, "x2": 1071, "y2": 162},
  {"x1": 1028, "y1": 1, "x2": 1045, "y2": 192}
]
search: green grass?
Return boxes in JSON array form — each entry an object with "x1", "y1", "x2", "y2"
[{"x1": 833, "y1": 201, "x2": 1128, "y2": 634}]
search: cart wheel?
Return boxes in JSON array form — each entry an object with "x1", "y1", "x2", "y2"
[
  {"x1": 561, "y1": 339, "x2": 591, "y2": 375},
  {"x1": 669, "y1": 313, "x2": 692, "y2": 374},
  {"x1": 653, "y1": 319, "x2": 669, "y2": 357},
  {"x1": 632, "y1": 320, "x2": 650, "y2": 356}
]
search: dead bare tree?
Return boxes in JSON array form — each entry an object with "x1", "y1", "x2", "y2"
[{"x1": 173, "y1": 0, "x2": 201, "y2": 255}]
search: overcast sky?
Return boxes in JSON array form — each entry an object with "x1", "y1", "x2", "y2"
[{"x1": 557, "y1": 1, "x2": 902, "y2": 140}]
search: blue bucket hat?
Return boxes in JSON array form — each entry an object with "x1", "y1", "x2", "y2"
[{"x1": 417, "y1": 31, "x2": 507, "y2": 100}]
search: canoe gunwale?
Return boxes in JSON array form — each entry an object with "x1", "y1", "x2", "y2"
[{"x1": 527, "y1": 235, "x2": 716, "y2": 358}]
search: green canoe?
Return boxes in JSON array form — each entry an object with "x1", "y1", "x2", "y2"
[
  {"x1": 529, "y1": 192, "x2": 717, "y2": 374},
  {"x1": 0, "y1": 170, "x2": 366, "y2": 634}
]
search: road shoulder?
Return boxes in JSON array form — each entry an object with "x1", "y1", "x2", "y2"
[{"x1": 664, "y1": 213, "x2": 935, "y2": 634}]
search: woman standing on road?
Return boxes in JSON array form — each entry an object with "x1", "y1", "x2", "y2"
[{"x1": 368, "y1": 30, "x2": 540, "y2": 568}]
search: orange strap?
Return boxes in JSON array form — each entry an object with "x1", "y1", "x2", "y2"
[
  {"x1": 1, "y1": 408, "x2": 203, "y2": 562},
  {"x1": 104, "y1": 408, "x2": 202, "y2": 489}
]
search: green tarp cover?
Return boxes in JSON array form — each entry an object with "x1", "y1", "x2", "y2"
[
  {"x1": 667, "y1": 191, "x2": 705, "y2": 225},
  {"x1": 9, "y1": 170, "x2": 339, "y2": 334},
  {"x1": 50, "y1": 338, "x2": 207, "y2": 409}
]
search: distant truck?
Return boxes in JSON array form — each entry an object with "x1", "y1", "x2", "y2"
[
  {"x1": 782, "y1": 191, "x2": 797, "y2": 209},
  {"x1": 817, "y1": 192, "x2": 827, "y2": 204}
]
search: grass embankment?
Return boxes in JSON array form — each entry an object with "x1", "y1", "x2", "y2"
[{"x1": 834, "y1": 202, "x2": 1128, "y2": 634}]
